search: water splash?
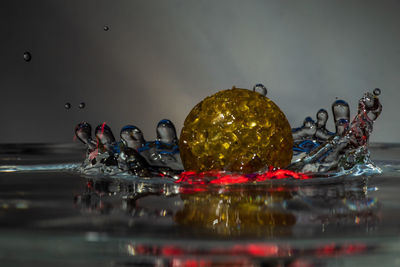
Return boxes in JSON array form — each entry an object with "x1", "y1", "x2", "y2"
[
  {"x1": 0, "y1": 87, "x2": 385, "y2": 186},
  {"x1": 290, "y1": 89, "x2": 382, "y2": 175},
  {"x1": 75, "y1": 120, "x2": 183, "y2": 177},
  {"x1": 70, "y1": 89, "x2": 382, "y2": 183}
]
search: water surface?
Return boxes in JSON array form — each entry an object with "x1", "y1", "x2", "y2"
[{"x1": 0, "y1": 143, "x2": 400, "y2": 266}]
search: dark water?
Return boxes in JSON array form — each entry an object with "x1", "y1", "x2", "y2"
[{"x1": 0, "y1": 143, "x2": 400, "y2": 266}]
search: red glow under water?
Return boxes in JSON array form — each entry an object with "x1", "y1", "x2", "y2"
[
  {"x1": 130, "y1": 242, "x2": 368, "y2": 263},
  {"x1": 175, "y1": 167, "x2": 310, "y2": 185}
]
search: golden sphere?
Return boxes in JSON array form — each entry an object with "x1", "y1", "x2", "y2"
[{"x1": 179, "y1": 88, "x2": 293, "y2": 173}]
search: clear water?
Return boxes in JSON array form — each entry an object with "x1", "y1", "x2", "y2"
[{"x1": 0, "y1": 143, "x2": 400, "y2": 266}]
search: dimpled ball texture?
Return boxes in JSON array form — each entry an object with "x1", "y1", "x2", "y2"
[{"x1": 179, "y1": 88, "x2": 293, "y2": 173}]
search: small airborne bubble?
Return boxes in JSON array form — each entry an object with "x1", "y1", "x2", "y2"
[
  {"x1": 373, "y1": 88, "x2": 381, "y2": 96},
  {"x1": 79, "y1": 102, "x2": 86, "y2": 109},
  {"x1": 64, "y1": 103, "x2": 71, "y2": 110},
  {"x1": 103, "y1": 26, "x2": 109, "y2": 31},
  {"x1": 23, "y1": 52, "x2": 31, "y2": 62}
]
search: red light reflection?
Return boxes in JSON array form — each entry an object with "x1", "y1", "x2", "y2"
[
  {"x1": 127, "y1": 241, "x2": 369, "y2": 266},
  {"x1": 176, "y1": 168, "x2": 310, "y2": 185}
]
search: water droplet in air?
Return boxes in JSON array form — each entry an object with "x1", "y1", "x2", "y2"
[
  {"x1": 23, "y1": 52, "x2": 31, "y2": 62},
  {"x1": 373, "y1": 88, "x2": 381, "y2": 96},
  {"x1": 103, "y1": 26, "x2": 109, "y2": 31},
  {"x1": 252, "y1": 83, "x2": 268, "y2": 96},
  {"x1": 79, "y1": 102, "x2": 86, "y2": 109},
  {"x1": 64, "y1": 103, "x2": 71, "y2": 109}
]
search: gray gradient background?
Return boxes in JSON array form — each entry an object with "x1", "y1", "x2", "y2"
[{"x1": 0, "y1": 0, "x2": 399, "y2": 144}]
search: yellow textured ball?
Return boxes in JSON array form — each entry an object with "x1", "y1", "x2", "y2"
[{"x1": 179, "y1": 87, "x2": 293, "y2": 173}]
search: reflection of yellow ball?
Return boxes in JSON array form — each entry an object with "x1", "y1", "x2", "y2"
[
  {"x1": 174, "y1": 190, "x2": 295, "y2": 236},
  {"x1": 179, "y1": 88, "x2": 293, "y2": 173}
]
